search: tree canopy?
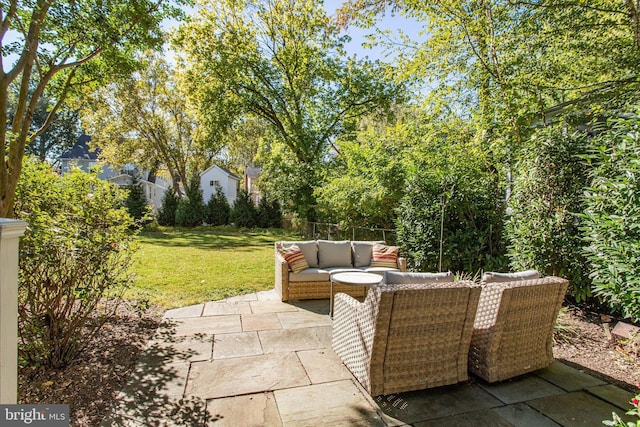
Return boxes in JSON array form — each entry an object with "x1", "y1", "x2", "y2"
[
  {"x1": 174, "y1": 0, "x2": 404, "y2": 220},
  {"x1": 81, "y1": 53, "x2": 218, "y2": 195},
  {"x1": 0, "y1": 0, "x2": 187, "y2": 217}
]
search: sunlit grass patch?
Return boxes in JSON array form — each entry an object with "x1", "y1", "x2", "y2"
[{"x1": 127, "y1": 227, "x2": 299, "y2": 308}]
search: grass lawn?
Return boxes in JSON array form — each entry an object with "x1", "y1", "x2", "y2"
[{"x1": 126, "y1": 227, "x2": 300, "y2": 309}]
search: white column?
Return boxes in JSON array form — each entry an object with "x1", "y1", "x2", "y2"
[{"x1": 0, "y1": 218, "x2": 27, "y2": 404}]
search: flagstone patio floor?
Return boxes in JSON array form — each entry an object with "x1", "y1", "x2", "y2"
[{"x1": 101, "y1": 289, "x2": 636, "y2": 426}]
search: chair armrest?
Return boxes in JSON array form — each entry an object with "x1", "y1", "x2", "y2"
[
  {"x1": 274, "y1": 246, "x2": 290, "y2": 301},
  {"x1": 397, "y1": 257, "x2": 407, "y2": 272}
]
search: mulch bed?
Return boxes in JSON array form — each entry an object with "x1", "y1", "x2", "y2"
[{"x1": 17, "y1": 301, "x2": 640, "y2": 426}]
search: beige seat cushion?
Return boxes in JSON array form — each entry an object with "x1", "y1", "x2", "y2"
[{"x1": 289, "y1": 268, "x2": 331, "y2": 282}]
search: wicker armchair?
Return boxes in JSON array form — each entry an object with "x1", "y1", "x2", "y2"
[
  {"x1": 332, "y1": 281, "x2": 481, "y2": 396},
  {"x1": 468, "y1": 276, "x2": 569, "y2": 383}
]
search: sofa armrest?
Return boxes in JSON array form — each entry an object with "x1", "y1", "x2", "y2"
[
  {"x1": 397, "y1": 257, "x2": 407, "y2": 272},
  {"x1": 274, "y1": 245, "x2": 290, "y2": 301}
]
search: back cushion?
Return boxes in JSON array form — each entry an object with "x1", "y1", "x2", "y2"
[
  {"x1": 277, "y1": 245, "x2": 309, "y2": 273},
  {"x1": 279, "y1": 241, "x2": 318, "y2": 268},
  {"x1": 384, "y1": 271, "x2": 454, "y2": 284},
  {"x1": 482, "y1": 270, "x2": 539, "y2": 283},
  {"x1": 370, "y1": 243, "x2": 399, "y2": 268},
  {"x1": 318, "y1": 240, "x2": 353, "y2": 268},
  {"x1": 351, "y1": 241, "x2": 385, "y2": 267}
]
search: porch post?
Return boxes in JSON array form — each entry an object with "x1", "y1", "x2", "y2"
[{"x1": 0, "y1": 219, "x2": 27, "y2": 404}]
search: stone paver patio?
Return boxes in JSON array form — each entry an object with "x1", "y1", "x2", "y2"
[{"x1": 102, "y1": 289, "x2": 636, "y2": 426}]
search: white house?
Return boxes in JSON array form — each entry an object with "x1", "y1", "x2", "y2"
[
  {"x1": 57, "y1": 134, "x2": 117, "y2": 180},
  {"x1": 58, "y1": 135, "x2": 169, "y2": 214},
  {"x1": 200, "y1": 164, "x2": 241, "y2": 205},
  {"x1": 109, "y1": 172, "x2": 168, "y2": 214}
]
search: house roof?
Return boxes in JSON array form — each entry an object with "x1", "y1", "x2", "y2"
[
  {"x1": 58, "y1": 134, "x2": 99, "y2": 160},
  {"x1": 200, "y1": 164, "x2": 241, "y2": 181}
]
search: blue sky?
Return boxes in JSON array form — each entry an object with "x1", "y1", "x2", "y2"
[{"x1": 322, "y1": 0, "x2": 425, "y2": 61}]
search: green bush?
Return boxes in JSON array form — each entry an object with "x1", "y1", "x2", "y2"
[
  {"x1": 581, "y1": 113, "x2": 640, "y2": 321},
  {"x1": 256, "y1": 195, "x2": 282, "y2": 228},
  {"x1": 230, "y1": 189, "x2": 257, "y2": 228},
  {"x1": 206, "y1": 186, "x2": 231, "y2": 226},
  {"x1": 396, "y1": 165, "x2": 506, "y2": 274},
  {"x1": 158, "y1": 187, "x2": 179, "y2": 226},
  {"x1": 124, "y1": 174, "x2": 152, "y2": 225},
  {"x1": 175, "y1": 175, "x2": 206, "y2": 227},
  {"x1": 14, "y1": 159, "x2": 137, "y2": 368},
  {"x1": 506, "y1": 125, "x2": 591, "y2": 301}
]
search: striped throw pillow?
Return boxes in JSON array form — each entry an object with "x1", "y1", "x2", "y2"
[
  {"x1": 278, "y1": 245, "x2": 309, "y2": 273},
  {"x1": 370, "y1": 244, "x2": 399, "y2": 268}
]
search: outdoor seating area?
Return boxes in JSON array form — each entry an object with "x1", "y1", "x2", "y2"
[
  {"x1": 102, "y1": 289, "x2": 636, "y2": 426},
  {"x1": 275, "y1": 240, "x2": 407, "y2": 301}
]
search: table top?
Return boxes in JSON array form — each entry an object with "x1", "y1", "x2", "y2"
[{"x1": 331, "y1": 272, "x2": 383, "y2": 286}]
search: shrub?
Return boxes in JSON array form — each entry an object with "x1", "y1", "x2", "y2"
[
  {"x1": 14, "y1": 159, "x2": 137, "y2": 368},
  {"x1": 256, "y1": 195, "x2": 282, "y2": 228},
  {"x1": 396, "y1": 166, "x2": 506, "y2": 274},
  {"x1": 157, "y1": 187, "x2": 179, "y2": 226},
  {"x1": 175, "y1": 175, "x2": 206, "y2": 227},
  {"x1": 230, "y1": 189, "x2": 257, "y2": 228},
  {"x1": 505, "y1": 124, "x2": 591, "y2": 301},
  {"x1": 206, "y1": 186, "x2": 230, "y2": 226},
  {"x1": 581, "y1": 114, "x2": 640, "y2": 321},
  {"x1": 124, "y1": 174, "x2": 152, "y2": 225}
]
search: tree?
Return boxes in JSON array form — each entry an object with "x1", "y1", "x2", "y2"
[
  {"x1": 124, "y1": 174, "x2": 151, "y2": 225},
  {"x1": 175, "y1": 175, "x2": 206, "y2": 227},
  {"x1": 82, "y1": 53, "x2": 219, "y2": 195},
  {"x1": 230, "y1": 189, "x2": 257, "y2": 228},
  {"x1": 316, "y1": 110, "x2": 410, "y2": 228},
  {"x1": 18, "y1": 89, "x2": 81, "y2": 161},
  {"x1": 158, "y1": 187, "x2": 179, "y2": 226},
  {"x1": 338, "y1": 0, "x2": 640, "y2": 137},
  {"x1": 256, "y1": 195, "x2": 282, "y2": 228},
  {"x1": 206, "y1": 186, "x2": 231, "y2": 226},
  {"x1": 0, "y1": 0, "x2": 186, "y2": 218},
  {"x1": 175, "y1": 0, "x2": 403, "y2": 221},
  {"x1": 395, "y1": 115, "x2": 506, "y2": 273}
]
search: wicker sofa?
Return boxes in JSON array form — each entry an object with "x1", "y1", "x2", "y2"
[
  {"x1": 332, "y1": 277, "x2": 481, "y2": 395},
  {"x1": 274, "y1": 240, "x2": 407, "y2": 302}
]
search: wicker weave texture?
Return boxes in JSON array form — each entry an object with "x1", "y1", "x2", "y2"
[
  {"x1": 332, "y1": 281, "x2": 481, "y2": 396},
  {"x1": 468, "y1": 276, "x2": 569, "y2": 383}
]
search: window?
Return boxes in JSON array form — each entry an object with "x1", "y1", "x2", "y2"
[{"x1": 210, "y1": 180, "x2": 220, "y2": 187}]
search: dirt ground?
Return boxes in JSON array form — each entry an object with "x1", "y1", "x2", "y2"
[{"x1": 17, "y1": 301, "x2": 640, "y2": 427}]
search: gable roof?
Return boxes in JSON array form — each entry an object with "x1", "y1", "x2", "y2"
[
  {"x1": 58, "y1": 134, "x2": 99, "y2": 160},
  {"x1": 200, "y1": 164, "x2": 241, "y2": 181}
]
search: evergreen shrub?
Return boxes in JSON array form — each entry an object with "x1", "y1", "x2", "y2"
[
  {"x1": 581, "y1": 114, "x2": 640, "y2": 321},
  {"x1": 506, "y1": 125, "x2": 591, "y2": 301},
  {"x1": 230, "y1": 189, "x2": 257, "y2": 228},
  {"x1": 206, "y1": 186, "x2": 230, "y2": 226}
]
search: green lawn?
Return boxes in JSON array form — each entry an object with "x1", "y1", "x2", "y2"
[{"x1": 126, "y1": 227, "x2": 299, "y2": 309}]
